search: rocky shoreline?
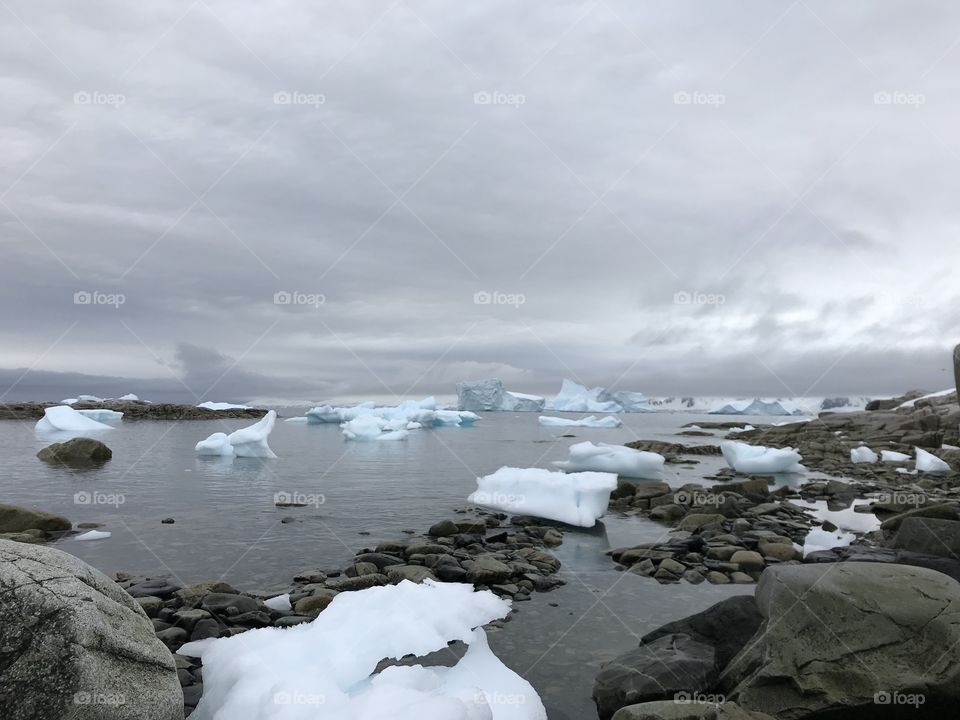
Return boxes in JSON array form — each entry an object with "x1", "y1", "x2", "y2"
[{"x1": 0, "y1": 400, "x2": 265, "y2": 421}]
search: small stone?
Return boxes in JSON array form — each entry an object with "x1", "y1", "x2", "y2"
[
  {"x1": 428, "y1": 519, "x2": 459, "y2": 537},
  {"x1": 161, "y1": 518, "x2": 175, "y2": 524}
]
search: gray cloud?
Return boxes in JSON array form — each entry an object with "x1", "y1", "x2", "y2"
[{"x1": 1, "y1": 0, "x2": 959, "y2": 403}]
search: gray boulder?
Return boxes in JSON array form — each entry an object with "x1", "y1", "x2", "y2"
[
  {"x1": 640, "y1": 596, "x2": 762, "y2": 672},
  {"x1": 37, "y1": 437, "x2": 112, "y2": 466},
  {"x1": 611, "y1": 701, "x2": 773, "y2": 719},
  {"x1": 891, "y1": 517, "x2": 960, "y2": 559},
  {"x1": 0, "y1": 539, "x2": 183, "y2": 720},
  {"x1": 720, "y1": 562, "x2": 960, "y2": 719},
  {"x1": 0, "y1": 503, "x2": 71, "y2": 533},
  {"x1": 594, "y1": 634, "x2": 717, "y2": 720}
]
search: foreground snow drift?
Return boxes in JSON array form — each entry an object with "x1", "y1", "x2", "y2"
[
  {"x1": 35, "y1": 405, "x2": 115, "y2": 435},
  {"x1": 721, "y1": 440, "x2": 805, "y2": 474},
  {"x1": 538, "y1": 415, "x2": 621, "y2": 428},
  {"x1": 468, "y1": 467, "x2": 617, "y2": 527},
  {"x1": 195, "y1": 411, "x2": 277, "y2": 458},
  {"x1": 191, "y1": 580, "x2": 545, "y2": 720},
  {"x1": 553, "y1": 442, "x2": 664, "y2": 480}
]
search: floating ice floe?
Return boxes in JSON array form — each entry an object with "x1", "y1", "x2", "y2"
[
  {"x1": 880, "y1": 450, "x2": 911, "y2": 463},
  {"x1": 915, "y1": 447, "x2": 951, "y2": 473},
  {"x1": 35, "y1": 405, "x2": 115, "y2": 436},
  {"x1": 75, "y1": 409, "x2": 124, "y2": 423},
  {"x1": 553, "y1": 441, "x2": 664, "y2": 480},
  {"x1": 264, "y1": 593, "x2": 292, "y2": 612},
  {"x1": 190, "y1": 579, "x2": 546, "y2": 720},
  {"x1": 197, "y1": 401, "x2": 252, "y2": 410},
  {"x1": 74, "y1": 530, "x2": 111, "y2": 541},
  {"x1": 342, "y1": 415, "x2": 410, "y2": 442},
  {"x1": 720, "y1": 440, "x2": 805, "y2": 474},
  {"x1": 538, "y1": 415, "x2": 622, "y2": 428},
  {"x1": 468, "y1": 466, "x2": 618, "y2": 527},
  {"x1": 195, "y1": 411, "x2": 278, "y2": 458},
  {"x1": 850, "y1": 446, "x2": 878, "y2": 464}
]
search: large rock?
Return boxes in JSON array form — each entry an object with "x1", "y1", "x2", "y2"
[
  {"x1": 0, "y1": 503, "x2": 71, "y2": 533},
  {"x1": 640, "y1": 596, "x2": 762, "y2": 672},
  {"x1": 37, "y1": 437, "x2": 112, "y2": 466},
  {"x1": 0, "y1": 539, "x2": 183, "y2": 719},
  {"x1": 891, "y1": 517, "x2": 960, "y2": 559},
  {"x1": 720, "y1": 562, "x2": 960, "y2": 719},
  {"x1": 611, "y1": 701, "x2": 774, "y2": 719},
  {"x1": 954, "y1": 343, "x2": 960, "y2": 405},
  {"x1": 593, "y1": 634, "x2": 717, "y2": 720}
]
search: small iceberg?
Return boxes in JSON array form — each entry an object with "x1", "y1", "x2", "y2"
[
  {"x1": 191, "y1": 580, "x2": 546, "y2": 720},
  {"x1": 468, "y1": 466, "x2": 618, "y2": 527},
  {"x1": 538, "y1": 415, "x2": 622, "y2": 428},
  {"x1": 195, "y1": 411, "x2": 278, "y2": 458},
  {"x1": 36, "y1": 406, "x2": 115, "y2": 436},
  {"x1": 720, "y1": 440, "x2": 805, "y2": 474},
  {"x1": 341, "y1": 415, "x2": 409, "y2": 442},
  {"x1": 74, "y1": 530, "x2": 111, "y2": 541},
  {"x1": 553, "y1": 441, "x2": 664, "y2": 480},
  {"x1": 916, "y1": 447, "x2": 951, "y2": 473},
  {"x1": 850, "y1": 446, "x2": 878, "y2": 464},
  {"x1": 197, "y1": 401, "x2": 252, "y2": 410}
]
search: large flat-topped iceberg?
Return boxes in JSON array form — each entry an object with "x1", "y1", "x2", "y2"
[
  {"x1": 191, "y1": 579, "x2": 546, "y2": 720},
  {"x1": 195, "y1": 411, "x2": 277, "y2": 458},
  {"x1": 456, "y1": 379, "x2": 545, "y2": 412},
  {"x1": 35, "y1": 405, "x2": 115, "y2": 436},
  {"x1": 468, "y1": 466, "x2": 618, "y2": 527},
  {"x1": 553, "y1": 441, "x2": 664, "y2": 479},
  {"x1": 721, "y1": 440, "x2": 805, "y2": 474},
  {"x1": 538, "y1": 415, "x2": 622, "y2": 428}
]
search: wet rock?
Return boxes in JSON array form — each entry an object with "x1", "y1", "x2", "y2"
[
  {"x1": 0, "y1": 503, "x2": 71, "y2": 534},
  {"x1": 466, "y1": 555, "x2": 513, "y2": 584},
  {"x1": 427, "y1": 519, "x2": 459, "y2": 537},
  {"x1": 891, "y1": 517, "x2": 960, "y2": 559},
  {"x1": 200, "y1": 593, "x2": 261, "y2": 615},
  {"x1": 37, "y1": 437, "x2": 112, "y2": 466}
]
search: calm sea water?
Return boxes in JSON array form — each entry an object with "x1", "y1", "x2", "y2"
[{"x1": 8, "y1": 409, "x2": 793, "y2": 718}]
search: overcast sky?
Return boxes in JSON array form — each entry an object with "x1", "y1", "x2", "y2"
[{"x1": 2, "y1": 0, "x2": 959, "y2": 403}]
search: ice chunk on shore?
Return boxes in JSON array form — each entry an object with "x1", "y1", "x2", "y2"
[
  {"x1": 118, "y1": 393, "x2": 139, "y2": 401},
  {"x1": 538, "y1": 415, "x2": 621, "y2": 428},
  {"x1": 721, "y1": 440, "x2": 805, "y2": 474},
  {"x1": 850, "y1": 446, "x2": 878, "y2": 464},
  {"x1": 802, "y1": 526, "x2": 854, "y2": 556},
  {"x1": 195, "y1": 411, "x2": 278, "y2": 458},
  {"x1": 915, "y1": 447, "x2": 950, "y2": 473},
  {"x1": 75, "y1": 409, "x2": 123, "y2": 423},
  {"x1": 553, "y1": 441, "x2": 664, "y2": 480},
  {"x1": 264, "y1": 593, "x2": 292, "y2": 612},
  {"x1": 468, "y1": 466, "x2": 617, "y2": 527},
  {"x1": 880, "y1": 450, "x2": 911, "y2": 462},
  {"x1": 197, "y1": 401, "x2": 252, "y2": 410},
  {"x1": 342, "y1": 416, "x2": 410, "y2": 441},
  {"x1": 192, "y1": 580, "x2": 545, "y2": 720},
  {"x1": 35, "y1": 405, "x2": 115, "y2": 435}
]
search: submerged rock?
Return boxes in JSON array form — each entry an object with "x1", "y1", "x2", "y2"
[
  {"x1": 0, "y1": 503, "x2": 71, "y2": 534},
  {"x1": 37, "y1": 437, "x2": 112, "y2": 466},
  {"x1": 0, "y1": 539, "x2": 183, "y2": 720}
]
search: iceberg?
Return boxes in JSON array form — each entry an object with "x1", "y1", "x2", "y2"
[
  {"x1": 303, "y1": 398, "x2": 463, "y2": 431},
  {"x1": 195, "y1": 411, "x2": 278, "y2": 458},
  {"x1": 118, "y1": 393, "x2": 139, "y2": 401},
  {"x1": 456, "y1": 379, "x2": 545, "y2": 412},
  {"x1": 597, "y1": 389, "x2": 652, "y2": 413},
  {"x1": 35, "y1": 405, "x2": 115, "y2": 435},
  {"x1": 710, "y1": 398, "x2": 801, "y2": 416},
  {"x1": 197, "y1": 401, "x2": 252, "y2": 410},
  {"x1": 720, "y1": 440, "x2": 805, "y2": 474},
  {"x1": 880, "y1": 450, "x2": 911, "y2": 463},
  {"x1": 547, "y1": 379, "x2": 621, "y2": 413},
  {"x1": 74, "y1": 530, "x2": 111, "y2": 541},
  {"x1": 75, "y1": 409, "x2": 123, "y2": 423},
  {"x1": 342, "y1": 416, "x2": 410, "y2": 441},
  {"x1": 433, "y1": 410, "x2": 480, "y2": 426},
  {"x1": 553, "y1": 441, "x2": 664, "y2": 480},
  {"x1": 538, "y1": 415, "x2": 622, "y2": 428},
  {"x1": 468, "y1": 466, "x2": 618, "y2": 527},
  {"x1": 850, "y1": 446, "x2": 878, "y2": 464},
  {"x1": 915, "y1": 447, "x2": 950, "y2": 473},
  {"x1": 192, "y1": 580, "x2": 546, "y2": 720}
]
